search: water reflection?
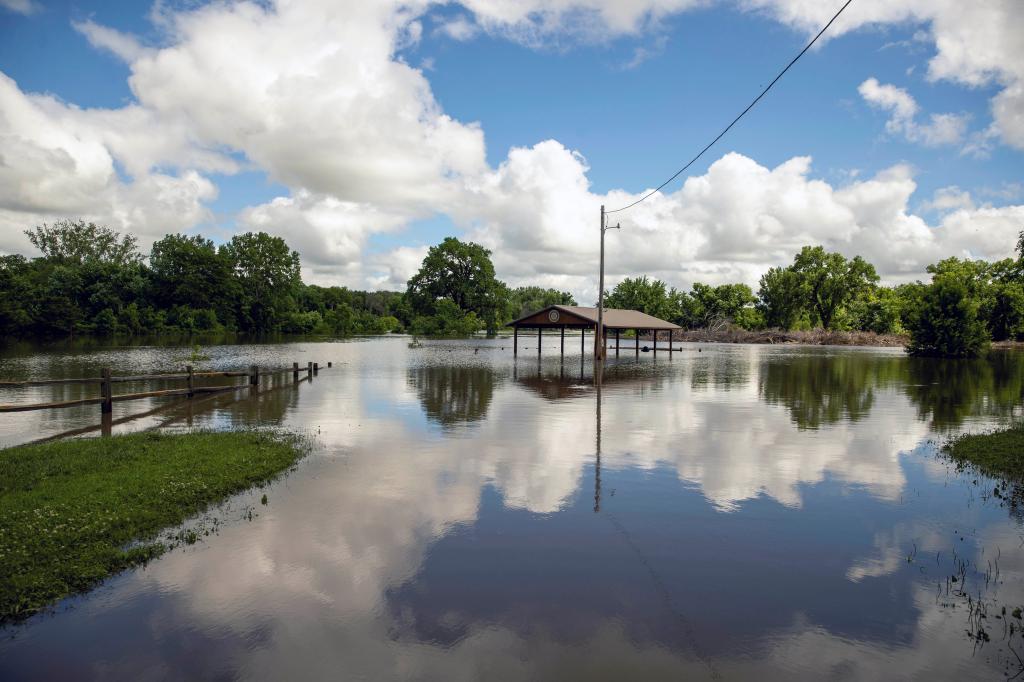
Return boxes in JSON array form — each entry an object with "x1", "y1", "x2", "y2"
[
  {"x1": 905, "y1": 352, "x2": 1024, "y2": 431},
  {"x1": 410, "y1": 366, "x2": 498, "y2": 428},
  {"x1": 2, "y1": 339, "x2": 1024, "y2": 679},
  {"x1": 758, "y1": 352, "x2": 895, "y2": 429}
]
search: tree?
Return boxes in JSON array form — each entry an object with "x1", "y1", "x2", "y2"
[
  {"x1": 220, "y1": 232, "x2": 301, "y2": 332},
  {"x1": 410, "y1": 299, "x2": 483, "y2": 336},
  {"x1": 848, "y1": 287, "x2": 904, "y2": 335},
  {"x1": 0, "y1": 255, "x2": 32, "y2": 335},
  {"x1": 791, "y1": 246, "x2": 879, "y2": 330},
  {"x1": 149, "y1": 234, "x2": 237, "y2": 322},
  {"x1": 603, "y1": 276, "x2": 679, "y2": 321},
  {"x1": 25, "y1": 219, "x2": 140, "y2": 266},
  {"x1": 757, "y1": 266, "x2": 805, "y2": 330},
  {"x1": 509, "y1": 286, "x2": 576, "y2": 319},
  {"x1": 690, "y1": 282, "x2": 757, "y2": 328},
  {"x1": 985, "y1": 280, "x2": 1024, "y2": 341},
  {"x1": 406, "y1": 237, "x2": 506, "y2": 333},
  {"x1": 907, "y1": 275, "x2": 990, "y2": 358}
]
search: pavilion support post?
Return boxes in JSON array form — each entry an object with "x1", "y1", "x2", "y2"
[
  {"x1": 514, "y1": 327, "x2": 518, "y2": 356},
  {"x1": 615, "y1": 329, "x2": 620, "y2": 357},
  {"x1": 635, "y1": 329, "x2": 640, "y2": 357},
  {"x1": 669, "y1": 331, "x2": 674, "y2": 357},
  {"x1": 538, "y1": 327, "x2": 542, "y2": 357},
  {"x1": 561, "y1": 326, "x2": 565, "y2": 358},
  {"x1": 653, "y1": 331, "x2": 657, "y2": 356},
  {"x1": 581, "y1": 327, "x2": 586, "y2": 356}
]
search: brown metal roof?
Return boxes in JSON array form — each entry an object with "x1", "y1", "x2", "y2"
[{"x1": 507, "y1": 305, "x2": 681, "y2": 330}]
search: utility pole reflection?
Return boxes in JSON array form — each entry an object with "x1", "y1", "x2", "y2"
[{"x1": 594, "y1": 373, "x2": 602, "y2": 513}]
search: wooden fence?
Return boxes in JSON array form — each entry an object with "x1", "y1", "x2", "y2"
[{"x1": 0, "y1": 361, "x2": 332, "y2": 415}]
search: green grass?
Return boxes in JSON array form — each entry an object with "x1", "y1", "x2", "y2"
[
  {"x1": 944, "y1": 423, "x2": 1024, "y2": 481},
  {"x1": 0, "y1": 430, "x2": 307, "y2": 624}
]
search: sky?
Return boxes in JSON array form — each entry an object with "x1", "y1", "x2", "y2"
[{"x1": 0, "y1": 0, "x2": 1022, "y2": 304}]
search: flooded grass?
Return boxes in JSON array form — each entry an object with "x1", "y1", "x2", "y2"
[
  {"x1": 0, "y1": 430, "x2": 308, "y2": 624},
  {"x1": 944, "y1": 424, "x2": 1024, "y2": 482}
]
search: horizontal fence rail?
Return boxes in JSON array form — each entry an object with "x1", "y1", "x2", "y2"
[{"x1": 0, "y1": 361, "x2": 333, "y2": 414}]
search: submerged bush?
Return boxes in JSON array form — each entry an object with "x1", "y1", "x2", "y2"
[{"x1": 907, "y1": 276, "x2": 990, "y2": 358}]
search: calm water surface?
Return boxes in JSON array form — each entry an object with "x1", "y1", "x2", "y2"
[{"x1": 2, "y1": 336, "x2": 1024, "y2": 680}]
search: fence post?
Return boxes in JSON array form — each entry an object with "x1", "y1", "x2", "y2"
[
  {"x1": 101, "y1": 368, "x2": 112, "y2": 414},
  {"x1": 327, "y1": 361, "x2": 332, "y2": 368},
  {"x1": 186, "y1": 365, "x2": 194, "y2": 397},
  {"x1": 313, "y1": 362, "x2": 319, "y2": 375},
  {"x1": 307, "y1": 361, "x2": 313, "y2": 379},
  {"x1": 293, "y1": 362, "x2": 299, "y2": 382},
  {"x1": 250, "y1": 364, "x2": 259, "y2": 387}
]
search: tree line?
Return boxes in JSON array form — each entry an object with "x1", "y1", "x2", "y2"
[
  {"x1": 0, "y1": 221, "x2": 573, "y2": 339},
  {"x1": 2, "y1": 219, "x2": 1022, "y2": 358}
]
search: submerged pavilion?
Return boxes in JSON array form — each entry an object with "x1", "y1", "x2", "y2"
[{"x1": 506, "y1": 305, "x2": 682, "y2": 358}]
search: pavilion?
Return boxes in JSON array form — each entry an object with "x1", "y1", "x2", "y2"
[{"x1": 506, "y1": 305, "x2": 683, "y2": 358}]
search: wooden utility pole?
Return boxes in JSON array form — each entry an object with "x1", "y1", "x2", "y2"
[
  {"x1": 595, "y1": 205, "x2": 620, "y2": 366},
  {"x1": 596, "y1": 205, "x2": 605, "y2": 362}
]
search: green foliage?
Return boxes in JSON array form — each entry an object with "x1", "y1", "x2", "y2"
[
  {"x1": 0, "y1": 430, "x2": 307, "y2": 623},
  {"x1": 406, "y1": 237, "x2": 505, "y2": 334},
  {"x1": 220, "y1": 232, "x2": 301, "y2": 332},
  {"x1": 848, "y1": 287, "x2": 905, "y2": 335},
  {"x1": 25, "y1": 219, "x2": 140, "y2": 267},
  {"x1": 410, "y1": 298, "x2": 483, "y2": 336},
  {"x1": 0, "y1": 220, "x2": 414, "y2": 339},
  {"x1": 757, "y1": 266, "x2": 806, "y2": 330},
  {"x1": 604, "y1": 276, "x2": 681, "y2": 321},
  {"x1": 907, "y1": 275, "x2": 990, "y2": 358},
  {"x1": 149, "y1": 234, "x2": 237, "y2": 326},
  {"x1": 791, "y1": 246, "x2": 879, "y2": 330},
  {"x1": 509, "y1": 286, "x2": 576, "y2": 318},
  {"x1": 944, "y1": 424, "x2": 1024, "y2": 482},
  {"x1": 689, "y1": 282, "x2": 757, "y2": 328},
  {"x1": 6, "y1": 220, "x2": 1024, "y2": 348},
  {"x1": 985, "y1": 280, "x2": 1024, "y2": 341}
]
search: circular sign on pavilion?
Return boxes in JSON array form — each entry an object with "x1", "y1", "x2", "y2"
[{"x1": 548, "y1": 309, "x2": 560, "y2": 323}]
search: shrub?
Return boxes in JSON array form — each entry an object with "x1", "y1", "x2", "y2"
[{"x1": 907, "y1": 276, "x2": 990, "y2": 358}]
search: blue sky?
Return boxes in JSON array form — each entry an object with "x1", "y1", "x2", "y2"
[{"x1": 1, "y1": 1, "x2": 1021, "y2": 298}]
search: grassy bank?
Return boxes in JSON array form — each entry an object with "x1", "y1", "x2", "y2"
[
  {"x1": 0, "y1": 430, "x2": 307, "y2": 624},
  {"x1": 944, "y1": 424, "x2": 1024, "y2": 482}
]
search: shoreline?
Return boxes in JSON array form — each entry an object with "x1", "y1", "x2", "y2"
[
  {"x1": 648, "y1": 328, "x2": 908, "y2": 348},
  {"x1": 0, "y1": 430, "x2": 308, "y2": 624}
]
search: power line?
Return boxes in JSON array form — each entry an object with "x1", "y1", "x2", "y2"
[{"x1": 605, "y1": 0, "x2": 855, "y2": 215}]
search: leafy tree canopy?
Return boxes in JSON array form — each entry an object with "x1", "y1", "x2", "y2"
[
  {"x1": 406, "y1": 237, "x2": 505, "y2": 333},
  {"x1": 907, "y1": 275, "x2": 990, "y2": 358},
  {"x1": 25, "y1": 220, "x2": 140, "y2": 267},
  {"x1": 791, "y1": 246, "x2": 879, "y2": 330}
]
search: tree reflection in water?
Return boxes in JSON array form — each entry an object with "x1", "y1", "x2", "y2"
[
  {"x1": 410, "y1": 366, "x2": 497, "y2": 428},
  {"x1": 904, "y1": 351, "x2": 1024, "y2": 431},
  {"x1": 758, "y1": 353, "x2": 903, "y2": 429}
]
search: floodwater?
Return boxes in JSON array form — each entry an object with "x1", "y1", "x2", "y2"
[{"x1": 2, "y1": 336, "x2": 1024, "y2": 680}]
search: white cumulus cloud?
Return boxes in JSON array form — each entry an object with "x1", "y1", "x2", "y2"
[{"x1": 858, "y1": 77, "x2": 969, "y2": 147}]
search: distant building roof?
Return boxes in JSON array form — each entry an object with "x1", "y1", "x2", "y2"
[{"x1": 507, "y1": 305, "x2": 681, "y2": 330}]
